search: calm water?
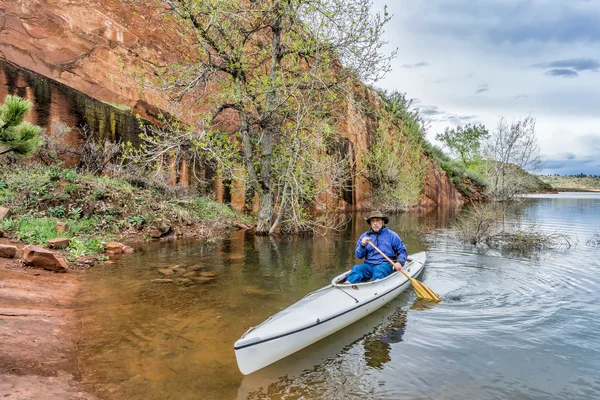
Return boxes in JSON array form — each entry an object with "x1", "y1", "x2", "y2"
[{"x1": 77, "y1": 194, "x2": 600, "y2": 399}]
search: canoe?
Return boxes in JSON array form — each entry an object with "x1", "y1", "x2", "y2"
[{"x1": 234, "y1": 251, "x2": 427, "y2": 375}]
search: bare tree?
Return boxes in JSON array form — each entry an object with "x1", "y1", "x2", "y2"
[{"x1": 483, "y1": 116, "x2": 541, "y2": 200}]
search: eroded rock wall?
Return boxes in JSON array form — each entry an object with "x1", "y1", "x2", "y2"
[{"x1": 0, "y1": 0, "x2": 464, "y2": 209}]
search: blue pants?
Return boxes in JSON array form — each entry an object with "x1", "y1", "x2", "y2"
[{"x1": 346, "y1": 262, "x2": 393, "y2": 284}]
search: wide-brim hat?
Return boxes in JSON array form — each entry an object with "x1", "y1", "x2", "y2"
[{"x1": 365, "y1": 210, "x2": 389, "y2": 224}]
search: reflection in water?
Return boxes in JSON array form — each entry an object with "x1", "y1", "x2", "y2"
[
  {"x1": 77, "y1": 195, "x2": 600, "y2": 400},
  {"x1": 363, "y1": 310, "x2": 406, "y2": 370}
]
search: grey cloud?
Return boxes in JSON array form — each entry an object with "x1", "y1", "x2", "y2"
[
  {"x1": 418, "y1": 105, "x2": 443, "y2": 116},
  {"x1": 545, "y1": 68, "x2": 579, "y2": 77},
  {"x1": 445, "y1": 114, "x2": 477, "y2": 125},
  {"x1": 417, "y1": 105, "x2": 476, "y2": 125},
  {"x1": 533, "y1": 58, "x2": 600, "y2": 71},
  {"x1": 475, "y1": 84, "x2": 489, "y2": 94},
  {"x1": 540, "y1": 150, "x2": 600, "y2": 175},
  {"x1": 401, "y1": 61, "x2": 429, "y2": 68},
  {"x1": 393, "y1": 1, "x2": 600, "y2": 45},
  {"x1": 514, "y1": 94, "x2": 528, "y2": 99}
]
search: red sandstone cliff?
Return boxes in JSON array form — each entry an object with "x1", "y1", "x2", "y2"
[{"x1": 0, "y1": 0, "x2": 464, "y2": 210}]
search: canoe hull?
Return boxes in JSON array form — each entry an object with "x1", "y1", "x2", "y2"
[{"x1": 234, "y1": 252, "x2": 427, "y2": 375}]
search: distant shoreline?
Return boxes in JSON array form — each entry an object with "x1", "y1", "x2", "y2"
[{"x1": 556, "y1": 188, "x2": 600, "y2": 193}]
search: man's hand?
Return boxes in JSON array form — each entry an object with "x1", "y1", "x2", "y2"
[
  {"x1": 393, "y1": 262, "x2": 403, "y2": 271},
  {"x1": 361, "y1": 237, "x2": 370, "y2": 247}
]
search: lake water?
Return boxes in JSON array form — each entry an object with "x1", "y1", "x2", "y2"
[{"x1": 77, "y1": 193, "x2": 600, "y2": 399}]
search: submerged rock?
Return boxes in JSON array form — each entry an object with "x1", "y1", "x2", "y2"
[
  {"x1": 199, "y1": 271, "x2": 216, "y2": 277},
  {"x1": 151, "y1": 279, "x2": 174, "y2": 283},
  {"x1": 190, "y1": 276, "x2": 214, "y2": 284},
  {"x1": 158, "y1": 268, "x2": 174, "y2": 276}
]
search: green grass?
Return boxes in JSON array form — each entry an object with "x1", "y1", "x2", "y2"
[{"x1": 0, "y1": 163, "x2": 252, "y2": 260}]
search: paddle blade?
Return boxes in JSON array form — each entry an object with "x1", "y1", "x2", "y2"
[{"x1": 409, "y1": 277, "x2": 442, "y2": 303}]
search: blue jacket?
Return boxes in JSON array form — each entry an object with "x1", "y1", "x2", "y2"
[{"x1": 355, "y1": 226, "x2": 407, "y2": 265}]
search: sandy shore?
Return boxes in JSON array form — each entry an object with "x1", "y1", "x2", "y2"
[{"x1": 0, "y1": 238, "x2": 96, "y2": 400}]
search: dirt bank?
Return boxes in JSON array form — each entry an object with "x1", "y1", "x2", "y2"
[{"x1": 0, "y1": 238, "x2": 96, "y2": 400}]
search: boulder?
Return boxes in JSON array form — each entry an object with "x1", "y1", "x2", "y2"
[
  {"x1": 199, "y1": 271, "x2": 216, "y2": 277},
  {"x1": 47, "y1": 237, "x2": 71, "y2": 249},
  {"x1": 158, "y1": 268, "x2": 174, "y2": 276},
  {"x1": 0, "y1": 207, "x2": 9, "y2": 221},
  {"x1": 0, "y1": 244, "x2": 17, "y2": 258},
  {"x1": 21, "y1": 245, "x2": 69, "y2": 272},
  {"x1": 56, "y1": 221, "x2": 69, "y2": 233},
  {"x1": 149, "y1": 229, "x2": 162, "y2": 239},
  {"x1": 122, "y1": 246, "x2": 135, "y2": 254},
  {"x1": 105, "y1": 241, "x2": 125, "y2": 254},
  {"x1": 158, "y1": 224, "x2": 172, "y2": 235}
]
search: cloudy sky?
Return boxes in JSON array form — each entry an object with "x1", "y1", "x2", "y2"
[{"x1": 371, "y1": 0, "x2": 600, "y2": 175}]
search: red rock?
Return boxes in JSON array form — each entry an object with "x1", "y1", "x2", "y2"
[
  {"x1": 0, "y1": 244, "x2": 17, "y2": 258},
  {"x1": 105, "y1": 241, "x2": 124, "y2": 254},
  {"x1": 47, "y1": 237, "x2": 71, "y2": 249},
  {"x1": 122, "y1": 246, "x2": 135, "y2": 254},
  {"x1": 149, "y1": 229, "x2": 162, "y2": 239},
  {"x1": 21, "y1": 245, "x2": 69, "y2": 272},
  {"x1": 56, "y1": 222, "x2": 69, "y2": 233}
]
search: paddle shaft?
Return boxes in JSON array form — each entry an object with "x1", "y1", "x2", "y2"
[{"x1": 365, "y1": 238, "x2": 411, "y2": 280}]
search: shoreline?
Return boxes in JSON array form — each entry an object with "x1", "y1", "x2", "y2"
[
  {"x1": 0, "y1": 223, "x2": 235, "y2": 399},
  {"x1": 0, "y1": 238, "x2": 96, "y2": 399}
]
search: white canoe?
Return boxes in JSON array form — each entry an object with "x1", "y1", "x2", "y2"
[{"x1": 234, "y1": 251, "x2": 427, "y2": 375}]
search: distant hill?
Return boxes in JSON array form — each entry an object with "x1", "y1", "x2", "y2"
[{"x1": 537, "y1": 175, "x2": 600, "y2": 192}]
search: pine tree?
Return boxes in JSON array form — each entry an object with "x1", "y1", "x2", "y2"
[{"x1": 0, "y1": 95, "x2": 43, "y2": 156}]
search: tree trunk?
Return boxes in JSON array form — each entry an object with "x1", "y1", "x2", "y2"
[
  {"x1": 255, "y1": 7, "x2": 283, "y2": 234},
  {"x1": 256, "y1": 189, "x2": 274, "y2": 234}
]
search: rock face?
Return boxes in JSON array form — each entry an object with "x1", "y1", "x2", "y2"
[
  {"x1": 0, "y1": 207, "x2": 10, "y2": 220},
  {"x1": 21, "y1": 245, "x2": 69, "y2": 272},
  {"x1": 0, "y1": 244, "x2": 17, "y2": 258},
  {"x1": 0, "y1": 0, "x2": 465, "y2": 210},
  {"x1": 421, "y1": 159, "x2": 464, "y2": 207}
]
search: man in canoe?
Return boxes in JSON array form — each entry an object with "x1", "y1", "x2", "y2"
[{"x1": 346, "y1": 210, "x2": 407, "y2": 284}]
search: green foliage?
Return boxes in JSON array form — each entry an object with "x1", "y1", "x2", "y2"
[
  {"x1": 377, "y1": 90, "x2": 426, "y2": 143},
  {"x1": 47, "y1": 205, "x2": 67, "y2": 218},
  {"x1": 68, "y1": 237, "x2": 105, "y2": 260},
  {"x1": 129, "y1": 0, "x2": 396, "y2": 234},
  {"x1": 436, "y1": 123, "x2": 489, "y2": 168},
  {"x1": 0, "y1": 217, "x2": 18, "y2": 232},
  {"x1": 365, "y1": 91, "x2": 427, "y2": 210},
  {"x1": 0, "y1": 95, "x2": 43, "y2": 156},
  {"x1": 67, "y1": 207, "x2": 83, "y2": 219},
  {"x1": 0, "y1": 163, "x2": 251, "y2": 256},
  {"x1": 14, "y1": 216, "x2": 64, "y2": 244},
  {"x1": 127, "y1": 215, "x2": 145, "y2": 226}
]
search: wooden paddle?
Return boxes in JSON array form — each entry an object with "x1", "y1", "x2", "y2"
[{"x1": 366, "y1": 238, "x2": 442, "y2": 303}]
